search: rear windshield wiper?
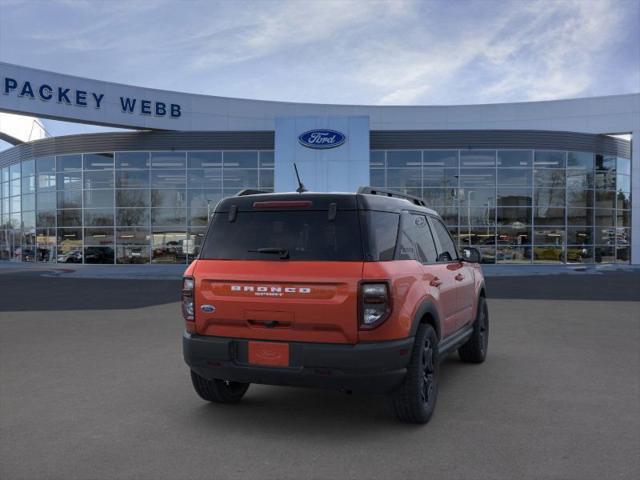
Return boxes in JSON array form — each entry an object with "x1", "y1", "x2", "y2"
[{"x1": 248, "y1": 247, "x2": 290, "y2": 259}]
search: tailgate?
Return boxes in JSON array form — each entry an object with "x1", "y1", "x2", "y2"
[{"x1": 194, "y1": 260, "x2": 363, "y2": 344}]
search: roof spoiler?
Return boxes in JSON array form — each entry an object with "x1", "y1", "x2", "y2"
[
  {"x1": 235, "y1": 189, "x2": 269, "y2": 196},
  {"x1": 357, "y1": 186, "x2": 426, "y2": 207}
]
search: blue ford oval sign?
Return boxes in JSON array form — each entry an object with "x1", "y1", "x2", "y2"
[{"x1": 298, "y1": 129, "x2": 346, "y2": 149}]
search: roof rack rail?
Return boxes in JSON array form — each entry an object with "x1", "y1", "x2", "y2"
[
  {"x1": 357, "y1": 186, "x2": 426, "y2": 207},
  {"x1": 235, "y1": 189, "x2": 269, "y2": 196}
]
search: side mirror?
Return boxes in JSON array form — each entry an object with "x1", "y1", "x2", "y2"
[{"x1": 462, "y1": 247, "x2": 482, "y2": 263}]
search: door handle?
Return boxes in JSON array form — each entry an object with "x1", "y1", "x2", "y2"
[
  {"x1": 429, "y1": 277, "x2": 443, "y2": 287},
  {"x1": 455, "y1": 273, "x2": 465, "y2": 281}
]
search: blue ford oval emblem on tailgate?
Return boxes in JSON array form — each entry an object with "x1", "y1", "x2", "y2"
[
  {"x1": 298, "y1": 129, "x2": 346, "y2": 149},
  {"x1": 201, "y1": 304, "x2": 215, "y2": 313}
]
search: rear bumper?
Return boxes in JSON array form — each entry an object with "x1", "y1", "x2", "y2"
[{"x1": 183, "y1": 332, "x2": 414, "y2": 393}]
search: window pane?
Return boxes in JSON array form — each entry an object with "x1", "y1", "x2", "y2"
[
  {"x1": 595, "y1": 246, "x2": 615, "y2": 263},
  {"x1": 457, "y1": 227, "x2": 496, "y2": 246},
  {"x1": 534, "y1": 188, "x2": 565, "y2": 208},
  {"x1": 187, "y1": 168, "x2": 222, "y2": 188},
  {"x1": 596, "y1": 155, "x2": 616, "y2": 172},
  {"x1": 616, "y1": 210, "x2": 631, "y2": 228},
  {"x1": 534, "y1": 169, "x2": 565, "y2": 187},
  {"x1": 83, "y1": 153, "x2": 114, "y2": 170},
  {"x1": 84, "y1": 190, "x2": 114, "y2": 209},
  {"x1": 498, "y1": 151, "x2": 532, "y2": 168},
  {"x1": 497, "y1": 188, "x2": 532, "y2": 206},
  {"x1": 386, "y1": 150, "x2": 421, "y2": 168},
  {"x1": 497, "y1": 169, "x2": 531, "y2": 186},
  {"x1": 594, "y1": 209, "x2": 615, "y2": 227},
  {"x1": 117, "y1": 189, "x2": 150, "y2": 208},
  {"x1": 151, "y1": 170, "x2": 186, "y2": 188},
  {"x1": 595, "y1": 191, "x2": 616, "y2": 209},
  {"x1": 57, "y1": 154, "x2": 82, "y2": 171},
  {"x1": 259, "y1": 151, "x2": 274, "y2": 168},
  {"x1": 534, "y1": 151, "x2": 566, "y2": 168},
  {"x1": 616, "y1": 174, "x2": 630, "y2": 194},
  {"x1": 21, "y1": 159, "x2": 35, "y2": 176},
  {"x1": 615, "y1": 246, "x2": 630, "y2": 264},
  {"x1": 364, "y1": 211, "x2": 399, "y2": 261},
  {"x1": 57, "y1": 209, "x2": 82, "y2": 227},
  {"x1": 84, "y1": 209, "x2": 114, "y2": 226},
  {"x1": 116, "y1": 170, "x2": 149, "y2": 188},
  {"x1": 116, "y1": 245, "x2": 150, "y2": 264},
  {"x1": 21, "y1": 177, "x2": 36, "y2": 194},
  {"x1": 567, "y1": 151, "x2": 593, "y2": 169},
  {"x1": 37, "y1": 191, "x2": 56, "y2": 210},
  {"x1": 117, "y1": 208, "x2": 150, "y2": 226},
  {"x1": 534, "y1": 227, "x2": 565, "y2": 245},
  {"x1": 259, "y1": 170, "x2": 274, "y2": 189},
  {"x1": 387, "y1": 169, "x2": 421, "y2": 188},
  {"x1": 116, "y1": 227, "x2": 150, "y2": 245},
  {"x1": 151, "y1": 208, "x2": 186, "y2": 226},
  {"x1": 223, "y1": 151, "x2": 258, "y2": 168},
  {"x1": 460, "y1": 151, "x2": 495, "y2": 167},
  {"x1": 497, "y1": 207, "x2": 531, "y2": 225},
  {"x1": 496, "y1": 246, "x2": 532, "y2": 263},
  {"x1": 423, "y1": 168, "x2": 458, "y2": 188},
  {"x1": 458, "y1": 168, "x2": 495, "y2": 187},
  {"x1": 22, "y1": 193, "x2": 35, "y2": 211},
  {"x1": 151, "y1": 189, "x2": 186, "y2": 208},
  {"x1": 85, "y1": 228, "x2": 114, "y2": 245},
  {"x1": 534, "y1": 207, "x2": 565, "y2": 225},
  {"x1": 566, "y1": 169, "x2": 593, "y2": 189},
  {"x1": 423, "y1": 150, "x2": 457, "y2": 168},
  {"x1": 458, "y1": 188, "x2": 495, "y2": 207},
  {"x1": 460, "y1": 207, "x2": 495, "y2": 226},
  {"x1": 36, "y1": 210, "x2": 55, "y2": 228},
  {"x1": 116, "y1": 152, "x2": 149, "y2": 169},
  {"x1": 567, "y1": 227, "x2": 593, "y2": 245},
  {"x1": 594, "y1": 226, "x2": 615, "y2": 244},
  {"x1": 497, "y1": 226, "x2": 531, "y2": 245},
  {"x1": 616, "y1": 157, "x2": 630, "y2": 176},
  {"x1": 566, "y1": 188, "x2": 593, "y2": 208},
  {"x1": 222, "y1": 169, "x2": 258, "y2": 188},
  {"x1": 84, "y1": 170, "x2": 114, "y2": 189},
  {"x1": 84, "y1": 246, "x2": 114, "y2": 264},
  {"x1": 567, "y1": 208, "x2": 593, "y2": 226},
  {"x1": 150, "y1": 152, "x2": 186, "y2": 169},
  {"x1": 10, "y1": 179, "x2": 21, "y2": 196},
  {"x1": 37, "y1": 173, "x2": 56, "y2": 191},
  {"x1": 566, "y1": 246, "x2": 593, "y2": 264},
  {"x1": 370, "y1": 151, "x2": 385, "y2": 168},
  {"x1": 429, "y1": 217, "x2": 458, "y2": 261},
  {"x1": 188, "y1": 190, "x2": 223, "y2": 209},
  {"x1": 36, "y1": 157, "x2": 55, "y2": 173},
  {"x1": 57, "y1": 171, "x2": 82, "y2": 190},
  {"x1": 57, "y1": 190, "x2": 82, "y2": 209},
  {"x1": 532, "y1": 246, "x2": 564, "y2": 263},
  {"x1": 187, "y1": 151, "x2": 222, "y2": 169},
  {"x1": 423, "y1": 188, "x2": 457, "y2": 206}
]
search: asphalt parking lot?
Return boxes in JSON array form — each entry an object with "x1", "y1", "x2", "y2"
[{"x1": 1, "y1": 271, "x2": 639, "y2": 480}]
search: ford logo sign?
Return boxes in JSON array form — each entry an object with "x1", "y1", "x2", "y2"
[
  {"x1": 200, "y1": 304, "x2": 216, "y2": 313},
  {"x1": 298, "y1": 129, "x2": 346, "y2": 149}
]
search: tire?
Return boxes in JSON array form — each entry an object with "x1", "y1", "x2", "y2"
[
  {"x1": 190, "y1": 370, "x2": 249, "y2": 404},
  {"x1": 389, "y1": 324, "x2": 439, "y2": 424},
  {"x1": 458, "y1": 296, "x2": 489, "y2": 363}
]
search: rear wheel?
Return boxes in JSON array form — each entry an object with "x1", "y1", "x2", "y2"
[
  {"x1": 458, "y1": 296, "x2": 489, "y2": 363},
  {"x1": 190, "y1": 370, "x2": 249, "y2": 403},
  {"x1": 389, "y1": 324, "x2": 439, "y2": 424}
]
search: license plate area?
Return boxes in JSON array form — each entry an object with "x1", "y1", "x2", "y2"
[{"x1": 248, "y1": 341, "x2": 290, "y2": 367}]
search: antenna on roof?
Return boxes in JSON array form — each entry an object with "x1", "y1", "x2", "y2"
[{"x1": 293, "y1": 163, "x2": 307, "y2": 193}]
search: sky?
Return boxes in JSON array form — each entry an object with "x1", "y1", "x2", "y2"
[{"x1": 0, "y1": 0, "x2": 639, "y2": 143}]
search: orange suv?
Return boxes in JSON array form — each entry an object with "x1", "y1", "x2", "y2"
[{"x1": 182, "y1": 187, "x2": 488, "y2": 423}]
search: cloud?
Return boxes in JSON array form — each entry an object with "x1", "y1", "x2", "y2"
[{"x1": 0, "y1": 0, "x2": 637, "y2": 107}]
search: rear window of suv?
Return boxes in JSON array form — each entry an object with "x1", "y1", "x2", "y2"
[{"x1": 200, "y1": 210, "x2": 364, "y2": 261}]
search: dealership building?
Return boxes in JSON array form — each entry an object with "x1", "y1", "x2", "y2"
[{"x1": 0, "y1": 62, "x2": 638, "y2": 265}]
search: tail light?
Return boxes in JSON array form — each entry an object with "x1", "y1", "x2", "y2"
[
  {"x1": 359, "y1": 282, "x2": 391, "y2": 330},
  {"x1": 182, "y1": 276, "x2": 195, "y2": 321}
]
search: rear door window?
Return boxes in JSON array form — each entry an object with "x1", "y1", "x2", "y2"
[
  {"x1": 428, "y1": 217, "x2": 458, "y2": 262},
  {"x1": 398, "y1": 213, "x2": 438, "y2": 263},
  {"x1": 362, "y1": 211, "x2": 399, "y2": 261},
  {"x1": 200, "y1": 210, "x2": 363, "y2": 261}
]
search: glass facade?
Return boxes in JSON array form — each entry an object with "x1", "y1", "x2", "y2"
[
  {"x1": 0, "y1": 150, "x2": 274, "y2": 264},
  {"x1": 0, "y1": 147, "x2": 632, "y2": 265},
  {"x1": 370, "y1": 150, "x2": 632, "y2": 264}
]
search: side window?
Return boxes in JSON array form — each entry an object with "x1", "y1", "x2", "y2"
[
  {"x1": 428, "y1": 217, "x2": 458, "y2": 262},
  {"x1": 364, "y1": 211, "x2": 399, "y2": 261},
  {"x1": 397, "y1": 213, "x2": 438, "y2": 263},
  {"x1": 412, "y1": 214, "x2": 438, "y2": 263}
]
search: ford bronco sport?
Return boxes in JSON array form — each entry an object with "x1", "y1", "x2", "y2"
[{"x1": 182, "y1": 187, "x2": 488, "y2": 423}]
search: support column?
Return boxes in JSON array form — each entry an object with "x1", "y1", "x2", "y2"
[{"x1": 631, "y1": 129, "x2": 639, "y2": 265}]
